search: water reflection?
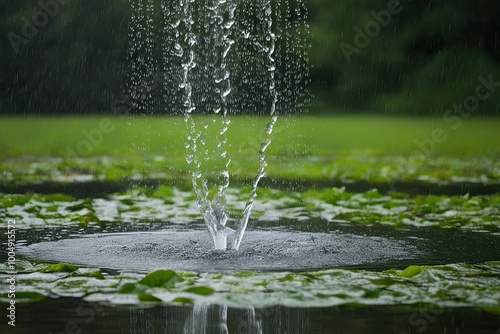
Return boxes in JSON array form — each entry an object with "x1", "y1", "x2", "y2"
[
  {"x1": 182, "y1": 305, "x2": 230, "y2": 334},
  {"x1": 129, "y1": 304, "x2": 308, "y2": 334},
  {"x1": 7, "y1": 298, "x2": 499, "y2": 334}
]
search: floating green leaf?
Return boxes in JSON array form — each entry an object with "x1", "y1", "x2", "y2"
[
  {"x1": 234, "y1": 270, "x2": 254, "y2": 277},
  {"x1": 172, "y1": 297, "x2": 193, "y2": 304},
  {"x1": 398, "y1": 265, "x2": 423, "y2": 278},
  {"x1": 45, "y1": 204, "x2": 59, "y2": 212},
  {"x1": 184, "y1": 286, "x2": 215, "y2": 296},
  {"x1": 364, "y1": 189, "x2": 382, "y2": 199},
  {"x1": 371, "y1": 278, "x2": 399, "y2": 286},
  {"x1": 41, "y1": 194, "x2": 74, "y2": 202},
  {"x1": 138, "y1": 293, "x2": 162, "y2": 302},
  {"x1": 118, "y1": 283, "x2": 145, "y2": 294},
  {"x1": 139, "y1": 270, "x2": 184, "y2": 288},
  {"x1": 43, "y1": 263, "x2": 79, "y2": 273}
]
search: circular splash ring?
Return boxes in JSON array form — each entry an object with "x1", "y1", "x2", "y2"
[{"x1": 19, "y1": 230, "x2": 420, "y2": 272}]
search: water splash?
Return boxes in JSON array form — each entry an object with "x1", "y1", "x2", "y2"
[
  {"x1": 232, "y1": 0, "x2": 279, "y2": 251},
  {"x1": 129, "y1": 0, "x2": 310, "y2": 250},
  {"x1": 128, "y1": 0, "x2": 157, "y2": 111}
]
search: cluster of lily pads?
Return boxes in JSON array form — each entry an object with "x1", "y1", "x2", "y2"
[
  {"x1": 1, "y1": 186, "x2": 499, "y2": 232},
  {"x1": 1, "y1": 151, "x2": 498, "y2": 311},
  {"x1": 1, "y1": 152, "x2": 499, "y2": 184},
  {"x1": 1, "y1": 260, "x2": 499, "y2": 313}
]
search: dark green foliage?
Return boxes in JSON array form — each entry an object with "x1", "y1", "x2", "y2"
[
  {"x1": 0, "y1": 0, "x2": 498, "y2": 115},
  {"x1": 308, "y1": 0, "x2": 500, "y2": 114}
]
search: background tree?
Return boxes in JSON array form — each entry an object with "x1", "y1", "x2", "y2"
[{"x1": 0, "y1": 0, "x2": 499, "y2": 115}]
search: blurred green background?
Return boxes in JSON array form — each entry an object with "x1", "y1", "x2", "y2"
[{"x1": 0, "y1": 0, "x2": 499, "y2": 115}]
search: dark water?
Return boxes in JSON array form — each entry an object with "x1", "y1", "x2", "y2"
[{"x1": 1, "y1": 297, "x2": 498, "y2": 334}]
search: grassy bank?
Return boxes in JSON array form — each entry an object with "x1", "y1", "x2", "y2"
[
  {"x1": 1, "y1": 115, "x2": 500, "y2": 157},
  {"x1": 1, "y1": 115, "x2": 499, "y2": 184}
]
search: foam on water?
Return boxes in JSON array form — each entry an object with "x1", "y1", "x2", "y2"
[{"x1": 18, "y1": 230, "x2": 421, "y2": 272}]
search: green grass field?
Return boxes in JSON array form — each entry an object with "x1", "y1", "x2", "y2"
[
  {"x1": 1, "y1": 115, "x2": 500, "y2": 157},
  {"x1": 1, "y1": 115, "x2": 499, "y2": 183}
]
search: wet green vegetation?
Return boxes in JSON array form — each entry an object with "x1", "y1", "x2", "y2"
[
  {"x1": 1, "y1": 186, "x2": 499, "y2": 232},
  {"x1": 1, "y1": 116, "x2": 500, "y2": 184}
]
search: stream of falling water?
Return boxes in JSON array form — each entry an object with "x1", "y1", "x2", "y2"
[
  {"x1": 129, "y1": 0, "x2": 310, "y2": 250},
  {"x1": 232, "y1": 0, "x2": 278, "y2": 251}
]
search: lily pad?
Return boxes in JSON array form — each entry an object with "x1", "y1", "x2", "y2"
[
  {"x1": 184, "y1": 286, "x2": 215, "y2": 296},
  {"x1": 43, "y1": 263, "x2": 79, "y2": 273},
  {"x1": 138, "y1": 270, "x2": 184, "y2": 288}
]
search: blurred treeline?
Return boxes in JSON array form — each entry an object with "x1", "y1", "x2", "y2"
[{"x1": 0, "y1": 0, "x2": 499, "y2": 115}]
